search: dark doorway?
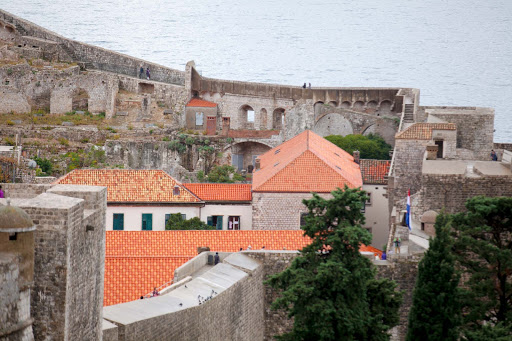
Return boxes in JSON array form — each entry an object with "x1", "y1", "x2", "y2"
[{"x1": 434, "y1": 140, "x2": 444, "y2": 159}]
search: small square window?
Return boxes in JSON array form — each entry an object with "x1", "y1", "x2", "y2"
[
  {"x1": 247, "y1": 110, "x2": 255, "y2": 122},
  {"x1": 173, "y1": 186, "x2": 180, "y2": 196}
]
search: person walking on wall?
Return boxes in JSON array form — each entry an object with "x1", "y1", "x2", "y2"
[
  {"x1": 214, "y1": 252, "x2": 220, "y2": 265},
  {"x1": 0, "y1": 185, "x2": 4, "y2": 198},
  {"x1": 308, "y1": 83, "x2": 311, "y2": 89},
  {"x1": 393, "y1": 237, "x2": 401, "y2": 254},
  {"x1": 302, "y1": 83, "x2": 306, "y2": 88},
  {"x1": 146, "y1": 67, "x2": 151, "y2": 80},
  {"x1": 139, "y1": 66, "x2": 144, "y2": 79},
  {"x1": 491, "y1": 149, "x2": 498, "y2": 161}
]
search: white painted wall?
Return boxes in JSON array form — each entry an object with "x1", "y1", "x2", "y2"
[
  {"x1": 106, "y1": 205, "x2": 201, "y2": 231},
  {"x1": 200, "y1": 204, "x2": 253, "y2": 230},
  {"x1": 363, "y1": 184, "x2": 389, "y2": 249}
]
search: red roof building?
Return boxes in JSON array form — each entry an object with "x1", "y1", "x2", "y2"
[{"x1": 104, "y1": 230, "x2": 382, "y2": 306}]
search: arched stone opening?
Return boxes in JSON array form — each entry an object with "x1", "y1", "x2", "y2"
[
  {"x1": 353, "y1": 101, "x2": 365, "y2": 111},
  {"x1": 378, "y1": 100, "x2": 392, "y2": 114},
  {"x1": 72, "y1": 88, "x2": 89, "y2": 111},
  {"x1": 273, "y1": 108, "x2": 285, "y2": 130},
  {"x1": 314, "y1": 101, "x2": 324, "y2": 119},
  {"x1": 328, "y1": 101, "x2": 338, "y2": 107},
  {"x1": 341, "y1": 101, "x2": 351, "y2": 109},
  {"x1": 239, "y1": 104, "x2": 255, "y2": 129},
  {"x1": 230, "y1": 141, "x2": 272, "y2": 173},
  {"x1": 260, "y1": 108, "x2": 268, "y2": 130},
  {"x1": 313, "y1": 113, "x2": 354, "y2": 137}
]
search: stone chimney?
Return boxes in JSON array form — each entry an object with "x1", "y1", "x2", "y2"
[
  {"x1": 353, "y1": 150, "x2": 360, "y2": 164},
  {"x1": 255, "y1": 158, "x2": 261, "y2": 171},
  {"x1": 426, "y1": 142, "x2": 438, "y2": 160}
]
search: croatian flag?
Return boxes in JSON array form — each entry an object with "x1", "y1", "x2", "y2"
[{"x1": 406, "y1": 189, "x2": 411, "y2": 230}]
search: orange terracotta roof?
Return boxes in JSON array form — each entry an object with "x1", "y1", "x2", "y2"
[
  {"x1": 395, "y1": 123, "x2": 456, "y2": 140},
  {"x1": 252, "y1": 130, "x2": 363, "y2": 192},
  {"x1": 186, "y1": 98, "x2": 217, "y2": 108},
  {"x1": 359, "y1": 160, "x2": 390, "y2": 185},
  {"x1": 55, "y1": 169, "x2": 201, "y2": 203},
  {"x1": 183, "y1": 183, "x2": 252, "y2": 202},
  {"x1": 104, "y1": 230, "x2": 381, "y2": 306}
]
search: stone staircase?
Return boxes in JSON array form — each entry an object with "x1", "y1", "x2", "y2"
[
  {"x1": 59, "y1": 43, "x2": 78, "y2": 62},
  {"x1": 403, "y1": 104, "x2": 414, "y2": 123}
]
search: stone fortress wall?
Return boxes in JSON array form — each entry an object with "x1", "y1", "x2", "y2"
[
  {"x1": 0, "y1": 9, "x2": 185, "y2": 85},
  {"x1": 0, "y1": 183, "x2": 106, "y2": 341}
]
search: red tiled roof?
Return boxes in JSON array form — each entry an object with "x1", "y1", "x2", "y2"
[
  {"x1": 55, "y1": 169, "x2": 201, "y2": 203},
  {"x1": 104, "y1": 230, "x2": 382, "y2": 306},
  {"x1": 395, "y1": 123, "x2": 456, "y2": 140},
  {"x1": 359, "y1": 160, "x2": 390, "y2": 185},
  {"x1": 252, "y1": 130, "x2": 363, "y2": 192},
  {"x1": 186, "y1": 98, "x2": 217, "y2": 108},
  {"x1": 183, "y1": 183, "x2": 252, "y2": 202}
]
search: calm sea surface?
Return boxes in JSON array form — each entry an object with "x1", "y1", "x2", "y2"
[{"x1": 2, "y1": 0, "x2": 511, "y2": 142}]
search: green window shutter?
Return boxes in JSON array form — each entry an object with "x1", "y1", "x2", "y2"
[
  {"x1": 142, "y1": 214, "x2": 153, "y2": 230},
  {"x1": 165, "y1": 214, "x2": 170, "y2": 229},
  {"x1": 216, "y1": 216, "x2": 223, "y2": 230},
  {"x1": 113, "y1": 214, "x2": 124, "y2": 230},
  {"x1": 207, "y1": 216, "x2": 213, "y2": 226}
]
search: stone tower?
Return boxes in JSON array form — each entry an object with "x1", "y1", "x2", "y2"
[{"x1": 0, "y1": 199, "x2": 35, "y2": 341}]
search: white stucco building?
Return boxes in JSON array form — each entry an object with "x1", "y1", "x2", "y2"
[{"x1": 55, "y1": 169, "x2": 204, "y2": 231}]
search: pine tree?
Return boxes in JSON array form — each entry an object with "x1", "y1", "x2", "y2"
[
  {"x1": 451, "y1": 196, "x2": 512, "y2": 338},
  {"x1": 406, "y1": 213, "x2": 461, "y2": 341},
  {"x1": 266, "y1": 186, "x2": 402, "y2": 341}
]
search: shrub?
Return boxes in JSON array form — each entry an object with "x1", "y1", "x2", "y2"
[
  {"x1": 162, "y1": 136, "x2": 170, "y2": 141},
  {"x1": 6, "y1": 120, "x2": 14, "y2": 126},
  {"x1": 165, "y1": 213, "x2": 215, "y2": 230},
  {"x1": 185, "y1": 136, "x2": 196, "y2": 145},
  {"x1": 80, "y1": 138, "x2": 90, "y2": 143},
  {"x1": 34, "y1": 157, "x2": 53, "y2": 175},
  {"x1": 58, "y1": 137, "x2": 69, "y2": 146},
  {"x1": 324, "y1": 133, "x2": 392, "y2": 160},
  {"x1": 168, "y1": 140, "x2": 187, "y2": 153}
]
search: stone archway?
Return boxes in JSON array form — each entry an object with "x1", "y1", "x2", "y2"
[
  {"x1": 239, "y1": 104, "x2": 255, "y2": 129},
  {"x1": 313, "y1": 113, "x2": 354, "y2": 137},
  {"x1": 229, "y1": 141, "x2": 272, "y2": 172},
  {"x1": 272, "y1": 108, "x2": 285, "y2": 130},
  {"x1": 314, "y1": 101, "x2": 324, "y2": 119}
]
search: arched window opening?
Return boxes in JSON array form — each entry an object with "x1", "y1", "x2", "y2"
[
  {"x1": 239, "y1": 105, "x2": 255, "y2": 129},
  {"x1": 273, "y1": 108, "x2": 285, "y2": 130},
  {"x1": 314, "y1": 101, "x2": 324, "y2": 119}
]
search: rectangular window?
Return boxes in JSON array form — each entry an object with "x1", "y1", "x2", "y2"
[
  {"x1": 247, "y1": 110, "x2": 255, "y2": 122},
  {"x1": 113, "y1": 213, "x2": 124, "y2": 230},
  {"x1": 207, "y1": 215, "x2": 223, "y2": 230},
  {"x1": 142, "y1": 213, "x2": 153, "y2": 231},
  {"x1": 366, "y1": 192, "x2": 372, "y2": 206},
  {"x1": 195, "y1": 112, "x2": 204, "y2": 126},
  {"x1": 300, "y1": 212, "x2": 308, "y2": 227},
  {"x1": 228, "y1": 216, "x2": 240, "y2": 230}
]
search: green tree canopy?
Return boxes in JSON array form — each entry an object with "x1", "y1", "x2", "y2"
[
  {"x1": 205, "y1": 165, "x2": 243, "y2": 183},
  {"x1": 165, "y1": 213, "x2": 215, "y2": 230},
  {"x1": 324, "y1": 133, "x2": 392, "y2": 160},
  {"x1": 451, "y1": 196, "x2": 512, "y2": 338},
  {"x1": 406, "y1": 213, "x2": 462, "y2": 341},
  {"x1": 266, "y1": 186, "x2": 402, "y2": 341}
]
